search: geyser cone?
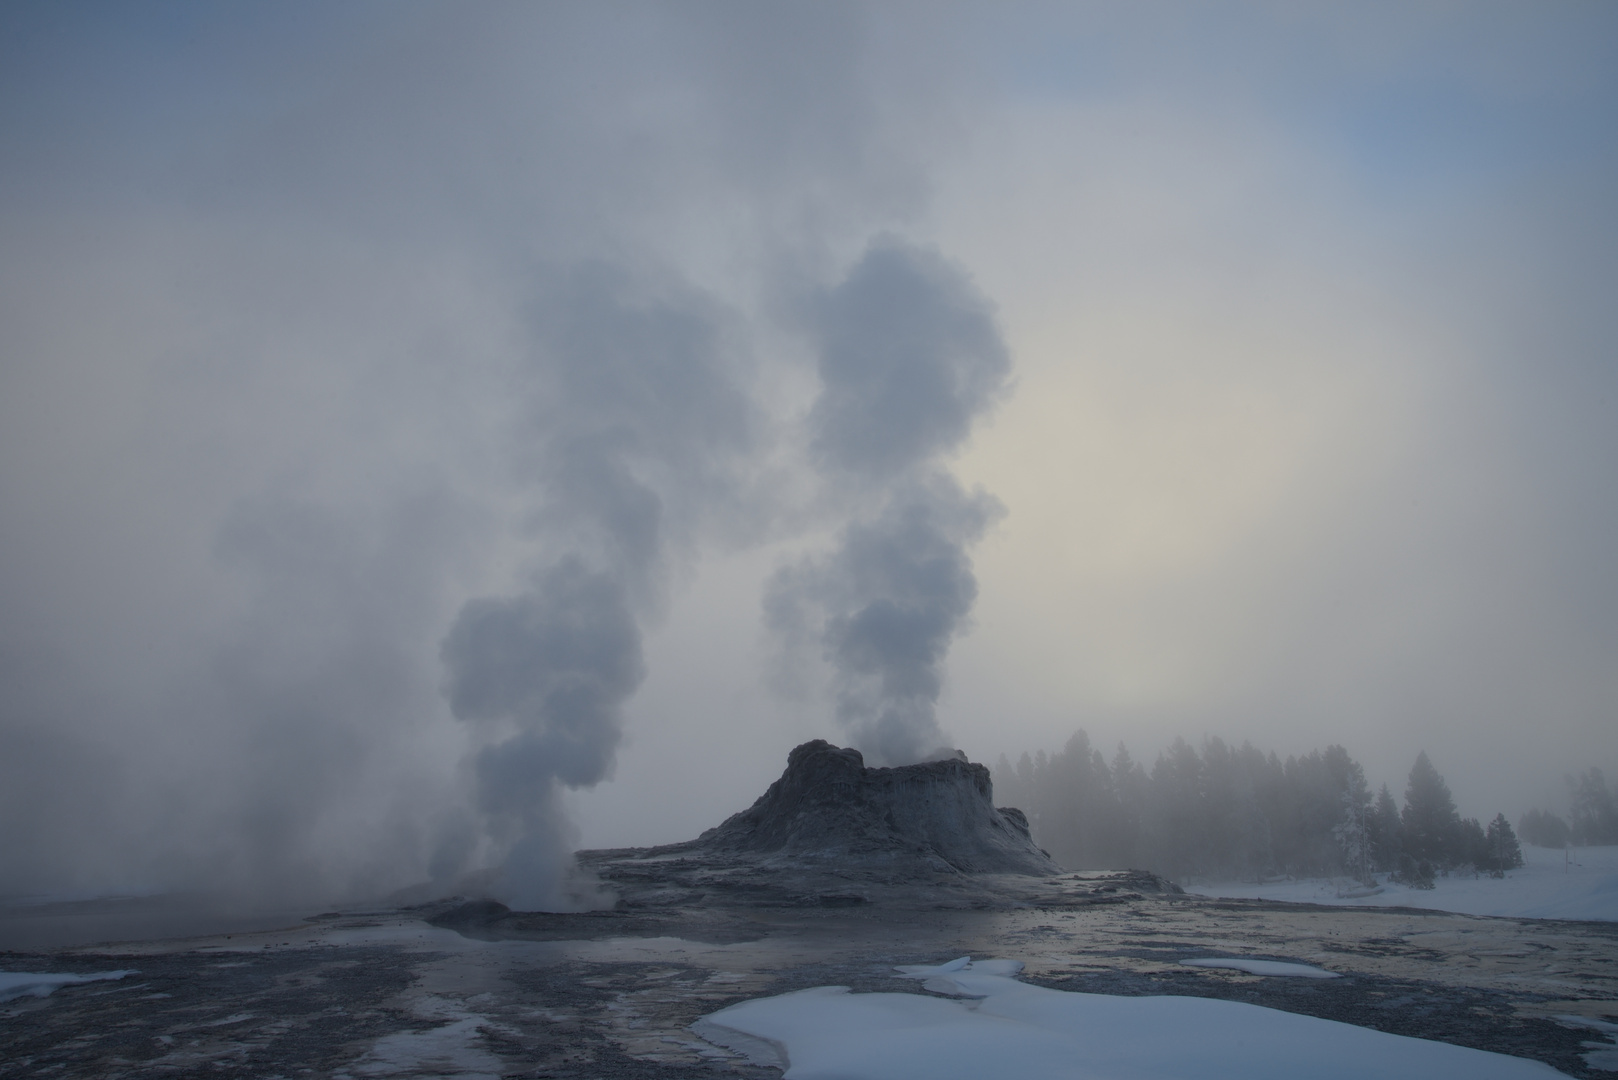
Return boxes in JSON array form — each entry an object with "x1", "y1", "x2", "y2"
[{"x1": 698, "y1": 740, "x2": 1057, "y2": 876}]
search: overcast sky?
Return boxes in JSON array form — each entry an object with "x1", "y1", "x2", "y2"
[{"x1": 2, "y1": 2, "x2": 1615, "y2": 904}]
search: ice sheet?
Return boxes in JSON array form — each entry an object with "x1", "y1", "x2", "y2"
[{"x1": 698, "y1": 960, "x2": 1568, "y2": 1079}]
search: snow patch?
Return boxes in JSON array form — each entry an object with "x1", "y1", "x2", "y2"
[
  {"x1": 696, "y1": 959, "x2": 1567, "y2": 1079},
  {"x1": 1181, "y1": 957, "x2": 1341, "y2": 978},
  {"x1": 895, "y1": 955, "x2": 1026, "y2": 995},
  {"x1": 1557, "y1": 1015, "x2": 1618, "y2": 1073},
  {"x1": 1187, "y1": 844, "x2": 1618, "y2": 922},
  {"x1": 688, "y1": 1016, "x2": 790, "y2": 1070},
  {"x1": 0, "y1": 969, "x2": 138, "y2": 1002}
]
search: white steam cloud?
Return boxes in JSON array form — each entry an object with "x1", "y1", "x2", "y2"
[
  {"x1": 438, "y1": 264, "x2": 760, "y2": 907},
  {"x1": 767, "y1": 240, "x2": 1010, "y2": 765}
]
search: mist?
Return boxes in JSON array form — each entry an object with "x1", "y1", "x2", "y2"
[{"x1": 3, "y1": 3, "x2": 1616, "y2": 907}]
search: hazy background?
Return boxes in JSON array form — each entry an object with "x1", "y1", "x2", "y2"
[{"x1": 2, "y1": 2, "x2": 1615, "y2": 906}]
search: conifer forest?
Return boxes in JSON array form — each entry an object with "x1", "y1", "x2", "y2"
[{"x1": 991, "y1": 734, "x2": 1558, "y2": 887}]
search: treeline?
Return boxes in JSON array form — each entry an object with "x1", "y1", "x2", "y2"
[
  {"x1": 994, "y1": 732, "x2": 1522, "y2": 887},
  {"x1": 1518, "y1": 768, "x2": 1618, "y2": 847}
]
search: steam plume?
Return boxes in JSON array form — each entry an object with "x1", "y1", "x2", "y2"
[
  {"x1": 768, "y1": 239, "x2": 1010, "y2": 765},
  {"x1": 440, "y1": 265, "x2": 755, "y2": 908},
  {"x1": 442, "y1": 559, "x2": 642, "y2": 908}
]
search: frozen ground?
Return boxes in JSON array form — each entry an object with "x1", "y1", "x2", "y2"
[
  {"x1": 1186, "y1": 845, "x2": 1618, "y2": 922},
  {"x1": 698, "y1": 957, "x2": 1566, "y2": 1079},
  {"x1": 4, "y1": 879, "x2": 1615, "y2": 1078}
]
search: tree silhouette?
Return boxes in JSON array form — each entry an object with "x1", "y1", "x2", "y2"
[
  {"x1": 1400, "y1": 751, "x2": 1462, "y2": 867},
  {"x1": 1568, "y1": 768, "x2": 1618, "y2": 845},
  {"x1": 1518, "y1": 808, "x2": 1571, "y2": 848},
  {"x1": 1483, "y1": 813, "x2": 1523, "y2": 875},
  {"x1": 1369, "y1": 784, "x2": 1402, "y2": 871},
  {"x1": 992, "y1": 732, "x2": 1521, "y2": 882}
]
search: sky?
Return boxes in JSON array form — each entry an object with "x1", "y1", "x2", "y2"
[{"x1": 2, "y1": 1, "x2": 1616, "y2": 907}]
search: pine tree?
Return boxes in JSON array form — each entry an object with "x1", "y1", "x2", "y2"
[
  {"x1": 1042, "y1": 730, "x2": 1101, "y2": 869},
  {"x1": 994, "y1": 753, "x2": 1019, "y2": 806},
  {"x1": 1110, "y1": 744, "x2": 1146, "y2": 868},
  {"x1": 1333, "y1": 789, "x2": 1372, "y2": 884},
  {"x1": 1456, "y1": 817, "x2": 1488, "y2": 872},
  {"x1": 1228, "y1": 742, "x2": 1274, "y2": 879},
  {"x1": 1326, "y1": 745, "x2": 1372, "y2": 877},
  {"x1": 1484, "y1": 813, "x2": 1523, "y2": 876},
  {"x1": 1148, "y1": 738, "x2": 1205, "y2": 880},
  {"x1": 1369, "y1": 784, "x2": 1402, "y2": 871},
  {"x1": 1200, "y1": 737, "x2": 1242, "y2": 876},
  {"x1": 1401, "y1": 751, "x2": 1462, "y2": 868},
  {"x1": 1568, "y1": 768, "x2": 1618, "y2": 845},
  {"x1": 1518, "y1": 808, "x2": 1571, "y2": 848}
]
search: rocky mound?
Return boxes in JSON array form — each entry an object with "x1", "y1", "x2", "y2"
[
  {"x1": 693, "y1": 739, "x2": 1058, "y2": 876},
  {"x1": 424, "y1": 740, "x2": 1181, "y2": 924}
]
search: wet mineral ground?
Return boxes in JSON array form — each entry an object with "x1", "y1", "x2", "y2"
[{"x1": 4, "y1": 871, "x2": 1617, "y2": 1079}]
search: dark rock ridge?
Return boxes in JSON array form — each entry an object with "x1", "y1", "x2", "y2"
[{"x1": 692, "y1": 739, "x2": 1058, "y2": 876}]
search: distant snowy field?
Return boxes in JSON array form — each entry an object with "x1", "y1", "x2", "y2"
[{"x1": 1186, "y1": 844, "x2": 1618, "y2": 922}]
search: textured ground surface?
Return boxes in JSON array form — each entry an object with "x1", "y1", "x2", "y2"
[{"x1": 5, "y1": 877, "x2": 1617, "y2": 1078}]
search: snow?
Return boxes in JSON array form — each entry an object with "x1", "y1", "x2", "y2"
[
  {"x1": 1180, "y1": 957, "x2": 1340, "y2": 978},
  {"x1": 1186, "y1": 844, "x2": 1618, "y2": 921},
  {"x1": 696, "y1": 957, "x2": 1569, "y2": 1079},
  {"x1": 1555, "y1": 1015, "x2": 1618, "y2": 1073},
  {"x1": 0, "y1": 969, "x2": 138, "y2": 1002}
]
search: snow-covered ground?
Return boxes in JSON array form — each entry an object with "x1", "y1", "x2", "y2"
[
  {"x1": 695, "y1": 958, "x2": 1567, "y2": 1079},
  {"x1": 1185, "y1": 844, "x2": 1618, "y2": 922}
]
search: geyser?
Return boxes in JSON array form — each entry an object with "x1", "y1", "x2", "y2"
[
  {"x1": 697, "y1": 739, "x2": 1057, "y2": 876},
  {"x1": 429, "y1": 739, "x2": 1174, "y2": 931}
]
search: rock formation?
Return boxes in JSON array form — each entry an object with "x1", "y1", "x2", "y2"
[
  {"x1": 695, "y1": 739, "x2": 1057, "y2": 876},
  {"x1": 427, "y1": 740, "x2": 1178, "y2": 928}
]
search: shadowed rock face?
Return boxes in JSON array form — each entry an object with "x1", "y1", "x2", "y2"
[{"x1": 696, "y1": 740, "x2": 1058, "y2": 876}]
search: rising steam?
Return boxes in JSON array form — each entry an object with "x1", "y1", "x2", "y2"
[
  {"x1": 768, "y1": 239, "x2": 1011, "y2": 765},
  {"x1": 441, "y1": 559, "x2": 643, "y2": 908},
  {"x1": 437, "y1": 264, "x2": 756, "y2": 908}
]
